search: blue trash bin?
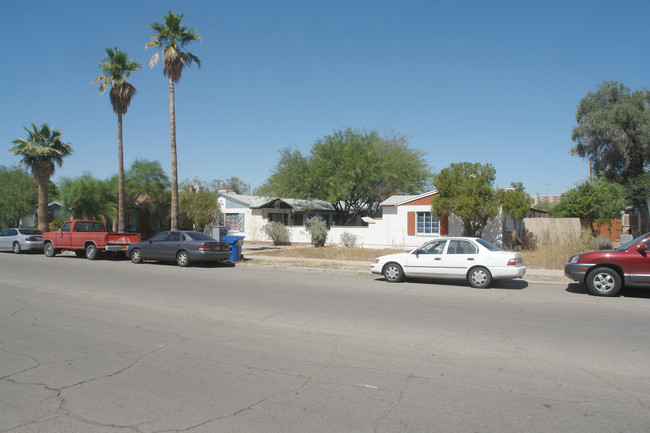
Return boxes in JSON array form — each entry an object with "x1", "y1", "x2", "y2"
[{"x1": 223, "y1": 235, "x2": 245, "y2": 262}]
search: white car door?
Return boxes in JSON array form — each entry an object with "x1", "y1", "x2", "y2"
[
  {"x1": 405, "y1": 240, "x2": 448, "y2": 276},
  {"x1": 440, "y1": 240, "x2": 478, "y2": 277}
]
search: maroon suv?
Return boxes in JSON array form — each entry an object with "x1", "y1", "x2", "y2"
[{"x1": 565, "y1": 233, "x2": 650, "y2": 296}]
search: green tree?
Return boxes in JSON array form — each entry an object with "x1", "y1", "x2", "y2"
[
  {"x1": 106, "y1": 159, "x2": 171, "y2": 231},
  {"x1": 178, "y1": 179, "x2": 220, "y2": 231},
  {"x1": 9, "y1": 123, "x2": 73, "y2": 232},
  {"x1": 93, "y1": 47, "x2": 141, "y2": 232},
  {"x1": 146, "y1": 11, "x2": 201, "y2": 231},
  {"x1": 571, "y1": 81, "x2": 650, "y2": 233},
  {"x1": 220, "y1": 177, "x2": 249, "y2": 194},
  {"x1": 260, "y1": 128, "x2": 431, "y2": 225},
  {"x1": 59, "y1": 173, "x2": 111, "y2": 221},
  {"x1": 498, "y1": 182, "x2": 533, "y2": 221},
  {"x1": 431, "y1": 162, "x2": 500, "y2": 237},
  {"x1": 554, "y1": 179, "x2": 625, "y2": 228},
  {"x1": 0, "y1": 166, "x2": 38, "y2": 229}
]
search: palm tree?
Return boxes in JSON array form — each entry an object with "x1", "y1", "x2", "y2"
[
  {"x1": 93, "y1": 47, "x2": 141, "y2": 232},
  {"x1": 146, "y1": 11, "x2": 201, "y2": 230},
  {"x1": 10, "y1": 123, "x2": 72, "y2": 232}
]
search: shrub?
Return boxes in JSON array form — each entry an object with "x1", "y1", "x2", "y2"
[
  {"x1": 305, "y1": 216, "x2": 328, "y2": 247},
  {"x1": 340, "y1": 231, "x2": 358, "y2": 248},
  {"x1": 49, "y1": 217, "x2": 67, "y2": 231},
  {"x1": 261, "y1": 221, "x2": 290, "y2": 245},
  {"x1": 592, "y1": 235, "x2": 612, "y2": 250}
]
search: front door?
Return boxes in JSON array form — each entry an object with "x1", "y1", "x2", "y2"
[{"x1": 405, "y1": 240, "x2": 447, "y2": 276}]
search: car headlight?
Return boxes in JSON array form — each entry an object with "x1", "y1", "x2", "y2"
[{"x1": 569, "y1": 255, "x2": 580, "y2": 264}]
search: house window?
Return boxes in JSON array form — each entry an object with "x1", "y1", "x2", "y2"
[
  {"x1": 225, "y1": 213, "x2": 244, "y2": 232},
  {"x1": 292, "y1": 214, "x2": 303, "y2": 226},
  {"x1": 416, "y1": 212, "x2": 439, "y2": 235},
  {"x1": 268, "y1": 212, "x2": 288, "y2": 225}
]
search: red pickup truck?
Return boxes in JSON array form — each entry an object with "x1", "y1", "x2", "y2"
[
  {"x1": 565, "y1": 232, "x2": 650, "y2": 296},
  {"x1": 42, "y1": 220, "x2": 141, "y2": 260}
]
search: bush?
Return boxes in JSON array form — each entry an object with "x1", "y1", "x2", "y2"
[
  {"x1": 340, "y1": 231, "x2": 358, "y2": 247},
  {"x1": 261, "y1": 221, "x2": 290, "y2": 245},
  {"x1": 592, "y1": 235, "x2": 612, "y2": 250},
  {"x1": 49, "y1": 217, "x2": 67, "y2": 231},
  {"x1": 305, "y1": 216, "x2": 328, "y2": 247}
]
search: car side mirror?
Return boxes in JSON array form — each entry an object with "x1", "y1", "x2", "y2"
[{"x1": 637, "y1": 243, "x2": 648, "y2": 253}]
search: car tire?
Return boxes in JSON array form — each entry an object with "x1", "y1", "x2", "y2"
[
  {"x1": 86, "y1": 244, "x2": 98, "y2": 261},
  {"x1": 13, "y1": 242, "x2": 21, "y2": 254},
  {"x1": 468, "y1": 267, "x2": 492, "y2": 288},
  {"x1": 44, "y1": 243, "x2": 56, "y2": 257},
  {"x1": 586, "y1": 267, "x2": 622, "y2": 297},
  {"x1": 383, "y1": 262, "x2": 405, "y2": 283},
  {"x1": 177, "y1": 250, "x2": 190, "y2": 267},
  {"x1": 131, "y1": 248, "x2": 143, "y2": 264}
]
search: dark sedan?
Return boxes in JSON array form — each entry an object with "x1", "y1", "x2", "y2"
[{"x1": 126, "y1": 230, "x2": 231, "y2": 267}]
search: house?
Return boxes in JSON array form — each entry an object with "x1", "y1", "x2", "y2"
[
  {"x1": 328, "y1": 190, "x2": 508, "y2": 248},
  {"x1": 20, "y1": 201, "x2": 67, "y2": 228},
  {"x1": 216, "y1": 191, "x2": 363, "y2": 243}
]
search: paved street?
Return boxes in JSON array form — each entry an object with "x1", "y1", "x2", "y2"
[{"x1": 1, "y1": 252, "x2": 649, "y2": 433}]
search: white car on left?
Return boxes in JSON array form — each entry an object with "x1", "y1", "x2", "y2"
[
  {"x1": 0, "y1": 228, "x2": 43, "y2": 254},
  {"x1": 371, "y1": 237, "x2": 526, "y2": 288}
]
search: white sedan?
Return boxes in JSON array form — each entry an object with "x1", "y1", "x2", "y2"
[{"x1": 371, "y1": 237, "x2": 526, "y2": 288}]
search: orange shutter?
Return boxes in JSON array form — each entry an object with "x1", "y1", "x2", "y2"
[
  {"x1": 440, "y1": 214, "x2": 448, "y2": 235},
  {"x1": 407, "y1": 212, "x2": 415, "y2": 235}
]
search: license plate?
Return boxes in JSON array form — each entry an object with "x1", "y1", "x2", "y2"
[{"x1": 121, "y1": 246, "x2": 127, "y2": 251}]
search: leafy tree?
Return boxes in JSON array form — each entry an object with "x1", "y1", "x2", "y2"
[
  {"x1": 93, "y1": 47, "x2": 141, "y2": 232},
  {"x1": 178, "y1": 178, "x2": 219, "y2": 231},
  {"x1": 220, "y1": 177, "x2": 249, "y2": 194},
  {"x1": 498, "y1": 182, "x2": 533, "y2": 221},
  {"x1": 260, "y1": 128, "x2": 431, "y2": 225},
  {"x1": 9, "y1": 123, "x2": 73, "y2": 231},
  {"x1": 106, "y1": 159, "x2": 171, "y2": 231},
  {"x1": 571, "y1": 81, "x2": 650, "y2": 233},
  {"x1": 431, "y1": 162, "x2": 500, "y2": 237},
  {"x1": 59, "y1": 173, "x2": 111, "y2": 221},
  {"x1": 146, "y1": 11, "x2": 201, "y2": 231},
  {"x1": 554, "y1": 179, "x2": 625, "y2": 228},
  {"x1": 0, "y1": 166, "x2": 38, "y2": 229}
]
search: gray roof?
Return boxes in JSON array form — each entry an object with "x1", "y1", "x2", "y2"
[
  {"x1": 219, "y1": 192, "x2": 334, "y2": 211},
  {"x1": 379, "y1": 190, "x2": 438, "y2": 207}
]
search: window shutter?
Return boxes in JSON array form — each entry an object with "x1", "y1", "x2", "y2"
[
  {"x1": 440, "y1": 214, "x2": 448, "y2": 235},
  {"x1": 407, "y1": 212, "x2": 415, "y2": 235}
]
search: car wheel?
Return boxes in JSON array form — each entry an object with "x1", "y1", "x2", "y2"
[
  {"x1": 383, "y1": 262, "x2": 405, "y2": 283},
  {"x1": 13, "y1": 242, "x2": 21, "y2": 254},
  {"x1": 86, "y1": 244, "x2": 98, "y2": 260},
  {"x1": 468, "y1": 267, "x2": 492, "y2": 288},
  {"x1": 75, "y1": 250, "x2": 86, "y2": 258},
  {"x1": 177, "y1": 250, "x2": 190, "y2": 267},
  {"x1": 586, "y1": 267, "x2": 622, "y2": 297},
  {"x1": 44, "y1": 243, "x2": 56, "y2": 257},
  {"x1": 131, "y1": 248, "x2": 143, "y2": 264}
]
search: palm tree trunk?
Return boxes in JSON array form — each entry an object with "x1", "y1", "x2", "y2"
[
  {"x1": 36, "y1": 169, "x2": 49, "y2": 232},
  {"x1": 169, "y1": 77, "x2": 179, "y2": 230},
  {"x1": 118, "y1": 112, "x2": 126, "y2": 233}
]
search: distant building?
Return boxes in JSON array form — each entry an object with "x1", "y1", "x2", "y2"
[{"x1": 533, "y1": 194, "x2": 562, "y2": 206}]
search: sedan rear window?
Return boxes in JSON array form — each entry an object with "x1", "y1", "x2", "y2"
[
  {"x1": 18, "y1": 229, "x2": 41, "y2": 235},
  {"x1": 186, "y1": 232, "x2": 216, "y2": 241},
  {"x1": 476, "y1": 239, "x2": 502, "y2": 252}
]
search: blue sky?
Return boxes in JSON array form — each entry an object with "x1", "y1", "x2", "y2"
[{"x1": 1, "y1": 0, "x2": 648, "y2": 196}]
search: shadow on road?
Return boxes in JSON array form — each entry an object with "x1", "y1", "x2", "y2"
[
  {"x1": 565, "y1": 282, "x2": 650, "y2": 299},
  {"x1": 373, "y1": 277, "x2": 528, "y2": 290}
]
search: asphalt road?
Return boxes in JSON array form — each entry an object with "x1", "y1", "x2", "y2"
[{"x1": 1, "y1": 252, "x2": 649, "y2": 433}]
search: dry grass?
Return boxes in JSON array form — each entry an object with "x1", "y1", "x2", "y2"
[
  {"x1": 249, "y1": 232, "x2": 600, "y2": 270},
  {"x1": 249, "y1": 246, "x2": 405, "y2": 262},
  {"x1": 521, "y1": 231, "x2": 596, "y2": 270}
]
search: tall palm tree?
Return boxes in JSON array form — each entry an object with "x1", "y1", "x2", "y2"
[
  {"x1": 146, "y1": 11, "x2": 201, "y2": 230},
  {"x1": 93, "y1": 47, "x2": 141, "y2": 232},
  {"x1": 10, "y1": 123, "x2": 72, "y2": 232}
]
